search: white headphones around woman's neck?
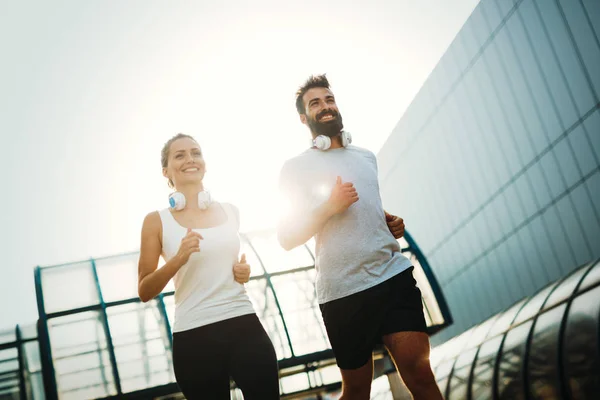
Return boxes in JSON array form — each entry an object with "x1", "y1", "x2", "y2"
[
  {"x1": 312, "y1": 130, "x2": 352, "y2": 150},
  {"x1": 168, "y1": 190, "x2": 212, "y2": 211}
]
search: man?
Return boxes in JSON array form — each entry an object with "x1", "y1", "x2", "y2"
[{"x1": 277, "y1": 75, "x2": 443, "y2": 400}]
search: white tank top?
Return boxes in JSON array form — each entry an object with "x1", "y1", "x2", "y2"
[{"x1": 158, "y1": 203, "x2": 255, "y2": 333}]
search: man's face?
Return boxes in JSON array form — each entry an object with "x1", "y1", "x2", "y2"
[{"x1": 301, "y1": 87, "x2": 344, "y2": 137}]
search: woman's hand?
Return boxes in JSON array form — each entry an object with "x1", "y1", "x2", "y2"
[
  {"x1": 175, "y1": 228, "x2": 203, "y2": 265},
  {"x1": 233, "y1": 253, "x2": 251, "y2": 284}
]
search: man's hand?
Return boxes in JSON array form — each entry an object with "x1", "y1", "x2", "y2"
[
  {"x1": 326, "y1": 176, "x2": 359, "y2": 215},
  {"x1": 385, "y1": 211, "x2": 405, "y2": 239}
]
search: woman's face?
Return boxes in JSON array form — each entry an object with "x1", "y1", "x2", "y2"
[{"x1": 163, "y1": 137, "x2": 206, "y2": 188}]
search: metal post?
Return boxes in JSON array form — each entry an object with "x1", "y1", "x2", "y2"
[
  {"x1": 34, "y1": 267, "x2": 59, "y2": 400},
  {"x1": 91, "y1": 259, "x2": 122, "y2": 395}
]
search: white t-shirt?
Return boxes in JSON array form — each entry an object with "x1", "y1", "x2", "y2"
[
  {"x1": 159, "y1": 203, "x2": 255, "y2": 333},
  {"x1": 279, "y1": 145, "x2": 412, "y2": 304}
]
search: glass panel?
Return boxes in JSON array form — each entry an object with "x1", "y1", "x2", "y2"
[
  {"x1": 563, "y1": 286, "x2": 600, "y2": 398},
  {"x1": 577, "y1": 260, "x2": 600, "y2": 293},
  {"x1": 407, "y1": 252, "x2": 445, "y2": 327},
  {"x1": 0, "y1": 328, "x2": 16, "y2": 344},
  {"x1": 245, "y1": 278, "x2": 292, "y2": 359},
  {"x1": 537, "y1": 0, "x2": 596, "y2": 116},
  {"x1": 19, "y1": 324, "x2": 37, "y2": 341},
  {"x1": 497, "y1": 321, "x2": 533, "y2": 400},
  {"x1": 41, "y1": 262, "x2": 100, "y2": 314},
  {"x1": 513, "y1": 283, "x2": 557, "y2": 325},
  {"x1": 467, "y1": 314, "x2": 501, "y2": 350},
  {"x1": 487, "y1": 298, "x2": 527, "y2": 339},
  {"x1": 106, "y1": 301, "x2": 174, "y2": 393},
  {"x1": 559, "y1": 0, "x2": 600, "y2": 98},
  {"x1": 520, "y1": 0, "x2": 578, "y2": 133},
  {"x1": 244, "y1": 231, "x2": 314, "y2": 273},
  {"x1": 527, "y1": 305, "x2": 567, "y2": 400},
  {"x1": 30, "y1": 371, "x2": 46, "y2": 400},
  {"x1": 314, "y1": 363, "x2": 341, "y2": 385},
  {"x1": 371, "y1": 374, "x2": 393, "y2": 399},
  {"x1": 279, "y1": 372, "x2": 310, "y2": 395},
  {"x1": 447, "y1": 348, "x2": 478, "y2": 400},
  {"x1": 442, "y1": 329, "x2": 475, "y2": 362},
  {"x1": 430, "y1": 340, "x2": 453, "y2": 369},
  {"x1": 470, "y1": 336, "x2": 503, "y2": 400},
  {"x1": 0, "y1": 347, "x2": 18, "y2": 376},
  {"x1": 436, "y1": 377, "x2": 450, "y2": 399},
  {"x1": 95, "y1": 253, "x2": 139, "y2": 303},
  {"x1": 240, "y1": 236, "x2": 267, "y2": 278},
  {"x1": 270, "y1": 269, "x2": 329, "y2": 357},
  {"x1": 24, "y1": 340, "x2": 42, "y2": 374},
  {"x1": 435, "y1": 358, "x2": 455, "y2": 379},
  {"x1": 48, "y1": 311, "x2": 117, "y2": 400},
  {"x1": 543, "y1": 264, "x2": 589, "y2": 310},
  {"x1": 434, "y1": 359, "x2": 455, "y2": 397}
]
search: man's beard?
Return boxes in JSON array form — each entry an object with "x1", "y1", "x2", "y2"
[{"x1": 307, "y1": 109, "x2": 344, "y2": 138}]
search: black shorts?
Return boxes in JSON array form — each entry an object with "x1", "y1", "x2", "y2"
[{"x1": 319, "y1": 267, "x2": 427, "y2": 370}]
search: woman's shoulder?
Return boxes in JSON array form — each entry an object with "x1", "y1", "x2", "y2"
[
  {"x1": 217, "y1": 202, "x2": 238, "y2": 212},
  {"x1": 142, "y1": 210, "x2": 163, "y2": 231},
  {"x1": 217, "y1": 202, "x2": 240, "y2": 228}
]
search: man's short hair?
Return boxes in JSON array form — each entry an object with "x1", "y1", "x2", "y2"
[{"x1": 295, "y1": 74, "x2": 331, "y2": 115}]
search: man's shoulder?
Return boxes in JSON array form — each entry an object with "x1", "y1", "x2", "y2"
[
  {"x1": 347, "y1": 144, "x2": 374, "y2": 155},
  {"x1": 281, "y1": 149, "x2": 315, "y2": 170},
  {"x1": 346, "y1": 145, "x2": 376, "y2": 162}
]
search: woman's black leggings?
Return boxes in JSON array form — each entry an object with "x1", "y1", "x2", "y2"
[{"x1": 172, "y1": 313, "x2": 280, "y2": 399}]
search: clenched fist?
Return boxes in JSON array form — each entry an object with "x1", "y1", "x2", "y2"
[
  {"x1": 327, "y1": 176, "x2": 359, "y2": 215},
  {"x1": 233, "y1": 253, "x2": 251, "y2": 284},
  {"x1": 385, "y1": 211, "x2": 405, "y2": 239},
  {"x1": 175, "y1": 228, "x2": 203, "y2": 265}
]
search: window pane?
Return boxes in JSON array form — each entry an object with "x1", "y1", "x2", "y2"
[
  {"x1": 563, "y1": 287, "x2": 600, "y2": 398},
  {"x1": 106, "y1": 301, "x2": 174, "y2": 393},
  {"x1": 487, "y1": 298, "x2": 527, "y2": 339},
  {"x1": 513, "y1": 283, "x2": 556, "y2": 325},
  {"x1": 244, "y1": 232, "x2": 314, "y2": 273},
  {"x1": 542, "y1": 265, "x2": 588, "y2": 310},
  {"x1": 470, "y1": 336, "x2": 503, "y2": 400},
  {"x1": 577, "y1": 260, "x2": 600, "y2": 293},
  {"x1": 41, "y1": 262, "x2": 100, "y2": 314},
  {"x1": 270, "y1": 270, "x2": 329, "y2": 356},
  {"x1": 527, "y1": 305, "x2": 567, "y2": 399},
  {"x1": 48, "y1": 311, "x2": 117, "y2": 400},
  {"x1": 447, "y1": 348, "x2": 478, "y2": 400},
  {"x1": 245, "y1": 278, "x2": 292, "y2": 359},
  {"x1": 95, "y1": 253, "x2": 139, "y2": 303},
  {"x1": 497, "y1": 321, "x2": 533, "y2": 400}
]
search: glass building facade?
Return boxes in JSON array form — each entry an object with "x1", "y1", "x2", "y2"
[
  {"x1": 430, "y1": 258, "x2": 600, "y2": 399},
  {"x1": 30, "y1": 231, "x2": 450, "y2": 400},
  {"x1": 378, "y1": 0, "x2": 600, "y2": 344}
]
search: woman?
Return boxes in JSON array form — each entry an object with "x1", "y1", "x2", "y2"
[{"x1": 137, "y1": 133, "x2": 280, "y2": 399}]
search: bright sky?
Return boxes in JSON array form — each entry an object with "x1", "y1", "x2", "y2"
[{"x1": 0, "y1": 0, "x2": 479, "y2": 329}]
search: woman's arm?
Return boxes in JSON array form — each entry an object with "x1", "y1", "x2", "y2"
[{"x1": 137, "y1": 212, "x2": 202, "y2": 302}]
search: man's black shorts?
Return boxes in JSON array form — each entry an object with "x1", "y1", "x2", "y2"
[{"x1": 319, "y1": 266, "x2": 428, "y2": 370}]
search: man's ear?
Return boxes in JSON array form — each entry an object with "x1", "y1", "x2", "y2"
[{"x1": 300, "y1": 114, "x2": 307, "y2": 125}]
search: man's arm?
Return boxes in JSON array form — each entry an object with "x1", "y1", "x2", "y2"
[{"x1": 278, "y1": 176, "x2": 358, "y2": 251}]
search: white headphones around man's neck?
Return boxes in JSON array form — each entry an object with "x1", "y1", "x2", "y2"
[
  {"x1": 168, "y1": 190, "x2": 212, "y2": 211},
  {"x1": 312, "y1": 130, "x2": 352, "y2": 151}
]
